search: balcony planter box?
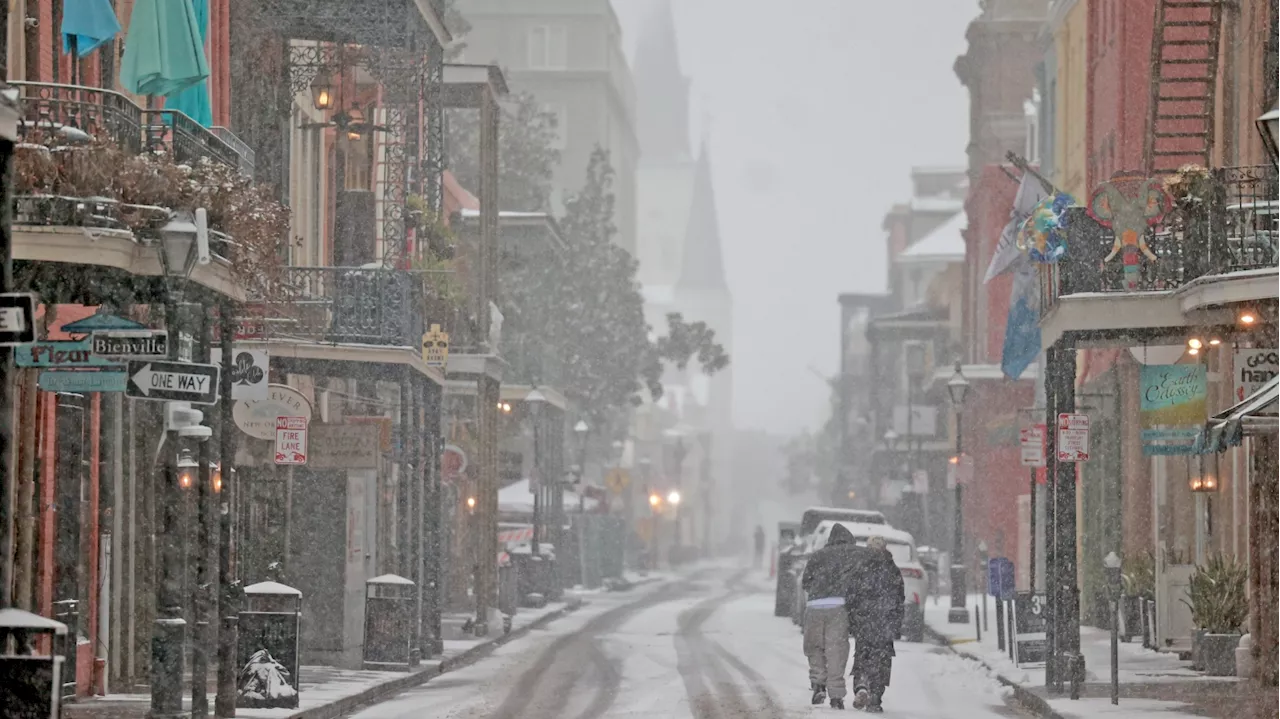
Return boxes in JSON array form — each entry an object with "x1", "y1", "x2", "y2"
[{"x1": 1200, "y1": 633, "x2": 1241, "y2": 676}]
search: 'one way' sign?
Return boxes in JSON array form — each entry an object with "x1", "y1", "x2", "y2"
[{"x1": 126, "y1": 360, "x2": 220, "y2": 405}]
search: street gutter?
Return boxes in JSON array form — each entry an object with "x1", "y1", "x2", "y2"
[{"x1": 923, "y1": 623, "x2": 1067, "y2": 719}]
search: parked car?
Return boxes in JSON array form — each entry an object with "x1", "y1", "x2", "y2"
[
  {"x1": 788, "y1": 521, "x2": 928, "y2": 642},
  {"x1": 799, "y1": 506, "x2": 888, "y2": 537}
]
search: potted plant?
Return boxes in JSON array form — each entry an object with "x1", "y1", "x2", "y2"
[
  {"x1": 1182, "y1": 554, "x2": 1249, "y2": 676},
  {"x1": 1120, "y1": 551, "x2": 1155, "y2": 643}
]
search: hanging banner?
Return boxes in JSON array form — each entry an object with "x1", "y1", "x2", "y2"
[{"x1": 1140, "y1": 364, "x2": 1207, "y2": 455}]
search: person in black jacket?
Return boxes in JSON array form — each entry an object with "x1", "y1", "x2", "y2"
[
  {"x1": 800, "y1": 524, "x2": 869, "y2": 709},
  {"x1": 847, "y1": 536, "x2": 905, "y2": 713}
]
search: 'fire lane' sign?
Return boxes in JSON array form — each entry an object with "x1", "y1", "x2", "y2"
[{"x1": 126, "y1": 360, "x2": 220, "y2": 404}]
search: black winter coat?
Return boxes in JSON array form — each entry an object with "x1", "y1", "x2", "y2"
[
  {"x1": 801, "y1": 524, "x2": 868, "y2": 601},
  {"x1": 848, "y1": 547, "x2": 905, "y2": 645}
]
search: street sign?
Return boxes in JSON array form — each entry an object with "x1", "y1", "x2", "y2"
[
  {"x1": 126, "y1": 360, "x2": 220, "y2": 404},
  {"x1": 38, "y1": 370, "x2": 128, "y2": 393},
  {"x1": 212, "y1": 347, "x2": 269, "y2": 400},
  {"x1": 912, "y1": 468, "x2": 929, "y2": 494},
  {"x1": 16, "y1": 338, "x2": 121, "y2": 368},
  {"x1": 605, "y1": 468, "x2": 630, "y2": 495},
  {"x1": 275, "y1": 416, "x2": 308, "y2": 465},
  {"x1": 1013, "y1": 591, "x2": 1048, "y2": 665},
  {"x1": 1057, "y1": 413, "x2": 1090, "y2": 462},
  {"x1": 1020, "y1": 424, "x2": 1046, "y2": 467},
  {"x1": 177, "y1": 332, "x2": 194, "y2": 363},
  {"x1": 91, "y1": 330, "x2": 168, "y2": 359},
  {"x1": 0, "y1": 293, "x2": 37, "y2": 345}
]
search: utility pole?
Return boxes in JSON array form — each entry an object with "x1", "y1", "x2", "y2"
[
  {"x1": 0, "y1": 84, "x2": 18, "y2": 612},
  {"x1": 215, "y1": 302, "x2": 238, "y2": 717}
]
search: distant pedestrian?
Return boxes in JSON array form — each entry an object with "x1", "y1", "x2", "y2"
[
  {"x1": 753, "y1": 525, "x2": 766, "y2": 569},
  {"x1": 847, "y1": 535, "x2": 904, "y2": 713},
  {"x1": 801, "y1": 523, "x2": 864, "y2": 709}
]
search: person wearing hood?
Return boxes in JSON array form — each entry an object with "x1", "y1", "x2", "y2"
[
  {"x1": 800, "y1": 523, "x2": 866, "y2": 709},
  {"x1": 847, "y1": 535, "x2": 904, "y2": 713}
]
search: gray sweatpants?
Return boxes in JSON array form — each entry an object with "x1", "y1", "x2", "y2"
[{"x1": 802, "y1": 605, "x2": 850, "y2": 698}]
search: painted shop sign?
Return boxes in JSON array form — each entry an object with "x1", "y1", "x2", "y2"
[
  {"x1": 1233, "y1": 349, "x2": 1278, "y2": 415},
  {"x1": 1140, "y1": 364, "x2": 1207, "y2": 455},
  {"x1": 233, "y1": 384, "x2": 313, "y2": 440},
  {"x1": 15, "y1": 338, "x2": 121, "y2": 368}
]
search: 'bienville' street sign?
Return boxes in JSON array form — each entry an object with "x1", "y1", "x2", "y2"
[
  {"x1": 91, "y1": 330, "x2": 168, "y2": 359},
  {"x1": 0, "y1": 293, "x2": 37, "y2": 346},
  {"x1": 126, "y1": 360, "x2": 220, "y2": 405}
]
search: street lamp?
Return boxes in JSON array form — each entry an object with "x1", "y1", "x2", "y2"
[
  {"x1": 1258, "y1": 105, "x2": 1279, "y2": 165},
  {"x1": 947, "y1": 361, "x2": 972, "y2": 624},
  {"x1": 667, "y1": 490, "x2": 681, "y2": 506},
  {"x1": 525, "y1": 388, "x2": 547, "y2": 556},
  {"x1": 311, "y1": 73, "x2": 334, "y2": 111},
  {"x1": 1103, "y1": 551, "x2": 1123, "y2": 705},
  {"x1": 150, "y1": 207, "x2": 212, "y2": 717},
  {"x1": 573, "y1": 420, "x2": 589, "y2": 513}
]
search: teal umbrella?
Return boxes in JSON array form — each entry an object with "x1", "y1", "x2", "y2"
[
  {"x1": 119, "y1": 0, "x2": 210, "y2": 98},
  {"x1": 164, "y1": 0, "x2": 213, "y2": 126},
  {"x1": 62, "y1": 0, "x2": 122, "y2": 56}
]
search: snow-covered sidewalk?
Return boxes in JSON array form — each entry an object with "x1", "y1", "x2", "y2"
[
  {"x1": 921, "y1": 595, "x2": 1272, "y2": 719},
  {"x1": 65, "y1": 595, "x2": 589, "y2": 719}
]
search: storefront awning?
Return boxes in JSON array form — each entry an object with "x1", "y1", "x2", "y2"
[{"x1": 1200, "y1": 376, "x2": 1279, "y2": 452}]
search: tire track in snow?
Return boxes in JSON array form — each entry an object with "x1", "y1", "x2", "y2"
[
  {"x1": 674, "y1": 568, "x2": 787, "y2": 719},
  {"x1": 483, "y1": 571, "x2": 711, "y2": 719}
]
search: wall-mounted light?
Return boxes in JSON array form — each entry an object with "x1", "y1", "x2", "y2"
[
  {"x1": 649, "y1": 493, "x2": 661, "y2": 508},
  {"x1": 178, "y1": 449, "x2": 197, "y2": 489},
  {"x1": 311, "y1": 74, "x2": 334, "y2": 111},
  {"x1": 1239, "y1": 310, "x2": 1258, "y2": 326},
  {"x1": 212, "y1": 462, "x2": 223, "y2": 493},
  {"x1": 1189, "y1": 472, "x2": 1218, "y2": 492},
  {"x1": 466, "y1": 496, "x2": 477, "y2": 511}
]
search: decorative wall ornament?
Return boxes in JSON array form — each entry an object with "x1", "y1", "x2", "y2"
[{"x1": 1087, "y1": 173, "x2": 1172, "y2": 291}]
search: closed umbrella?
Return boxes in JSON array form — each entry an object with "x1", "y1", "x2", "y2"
[
  {"x1": 164, "y1": 0, "x2": 213, "y2": 126},
  {"x1": 119, "y1": 0, "x2": 210, "y2": 98},
  {"x1": 61, "y1": 0, "x2": 122, "y2": 57}
]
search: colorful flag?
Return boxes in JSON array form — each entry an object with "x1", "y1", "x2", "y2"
[{"x1": 984, "y1": 172, "x2": 1048, "y2": 284}]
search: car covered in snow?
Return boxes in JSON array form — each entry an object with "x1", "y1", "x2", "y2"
[{"x1": 786, "y1": 520, "x2": 927, "y2": 642}]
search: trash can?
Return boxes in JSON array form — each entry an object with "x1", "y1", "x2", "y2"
[
  {"x1": 237, "y1": 581, "x2": 302, "y2": 709},
  {"x1": 0, "y1": 608, "x2": 69, "y2": 719},
  {"x1": 363, "y1": 574, "x2": 418, "y2": 671}
]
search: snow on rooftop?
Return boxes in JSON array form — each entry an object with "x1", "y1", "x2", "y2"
[
  {"x1": 499, "y1": 478, "x2": 598, "y2": 514},
  {"x1": 898, "y1": 211, "x2": 967, "y2": 263}
]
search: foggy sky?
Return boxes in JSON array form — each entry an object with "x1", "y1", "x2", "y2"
[{"x1": 613, "y1": 0, "x2": 975, "y2": 435}]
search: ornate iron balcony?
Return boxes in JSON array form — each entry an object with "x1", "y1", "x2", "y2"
[
  {"x1": 270, "y1": 266, "x2": 427, "y2": 347},
  {"x1": 11, "y1": 82, "x2": 250, "y2": 174},
  {"x1": 1041, "y1": 164, "x2": 1278, "y2": 313}
]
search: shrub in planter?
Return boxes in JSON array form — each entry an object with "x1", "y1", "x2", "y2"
[
  {"x1": 1182, "y1": 554, "x2": 1248, "y2": 676},
  {"x1": 1121, "y1": 551, "x2": 1155, "y2": 642}
]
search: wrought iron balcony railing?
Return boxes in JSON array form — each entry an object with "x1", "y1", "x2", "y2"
[
  {"x1": 1041, "y1": 165, "x2": 1278, "y2": 313},
  {"x1": 267, "y1": 266, "x2": 427, "y2": 347},
  {"x1": 11, "y1": 82, "x2": 250, "y2": 174}
]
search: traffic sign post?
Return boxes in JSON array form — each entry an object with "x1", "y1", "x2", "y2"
[
  {"x1": 91, "y1": 330, "x2": 168, "y2": 359},
  {"x1": 126, "y1": 360, "x2": 220, "y2": 405},
  {"x1": 1021, "y1": 424, "x2": 1046, "y2": 467},
  {"x1": 0, "y1": 292, "x2": 36, "y2": 345},
  {"x1": 1056, "y1": 413, "x2": 1090, "y2": 462},
  {"x1": 275, "y1": 416, "x2": 308, "y2": 465}
]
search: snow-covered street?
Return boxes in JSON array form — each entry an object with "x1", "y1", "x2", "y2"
[{"x1": 351, "y1": 565, "x2": 1026, "y2": 718}]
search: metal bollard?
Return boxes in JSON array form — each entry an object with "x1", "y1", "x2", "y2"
[{"x1": 975, "y1": 603, "x2": 982, "y2": 642}]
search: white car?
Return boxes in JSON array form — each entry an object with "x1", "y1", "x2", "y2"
[{"x1": 799, "y1": 520, "x2": 928, "y2": 642}]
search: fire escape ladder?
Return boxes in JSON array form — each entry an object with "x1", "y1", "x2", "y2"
[{"x1": 1144, "y1": 0, "x2": 1223, "y2": 176}]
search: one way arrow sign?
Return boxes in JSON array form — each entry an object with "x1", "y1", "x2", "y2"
[{"x1": 126, "y1": 360, "x2": 220, "y2": 405}]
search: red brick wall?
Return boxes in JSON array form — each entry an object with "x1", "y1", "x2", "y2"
[{"x1": 961, "y1": 377, "x2": 1035, "y2": 574}]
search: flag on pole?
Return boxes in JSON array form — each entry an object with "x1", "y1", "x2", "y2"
[
  {"x1": 1001, "y1": 257, "x2": 1041, "y2": 380},
  {"x1": 984, "y1": 172, "x2": 1049, "y2": 284}
]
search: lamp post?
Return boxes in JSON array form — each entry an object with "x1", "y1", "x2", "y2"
[
  {"x1": 525, "y1": 389, "x2": 547, "y2": 557},
  {"x1": 978, "y1": 539, "x2": 989, "y2": 632},
  {"x1": 573, "y1": 420, "x2": 589, "y2": 513},
  {"x1": 152, "y1": 210, "x2": 207, "y2": 718},
  {"x1": 1103, "y1": 551, "x2": 1122, "y2": 706},
  {"x1": 946, "y1": 361, "x2": 971, "y2": 624}
]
